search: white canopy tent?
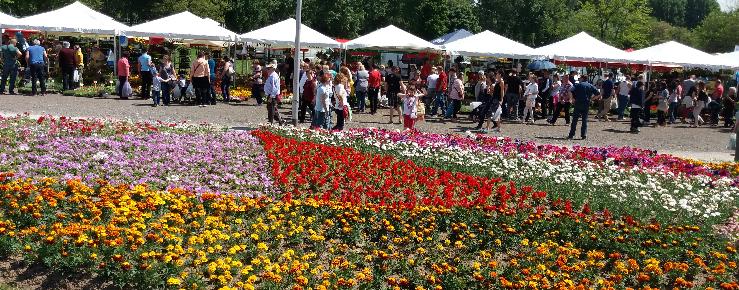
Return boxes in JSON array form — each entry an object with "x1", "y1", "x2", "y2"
[
  {"x1": 0, "y1": 12, "x2": 17, "y2": 26},
  {"x1": 1, "y1": 1, "x2": 128, "y2": 35},
  {"x1": 240, "y1": 18, "x2": 340, "y2": 48},
  {"x1": 535, "y1": 31, "x2": 639, "y2": 63},
  {"x1": 629, "y1": 41, "x2": 729, "y2": 69},
  {"x1": 716, "y1": 51, "x2": 739, "y2": 69},
  {"x1": 443, "y1": 30, "x2": 538, "y2": 59},
  {"x1": 126, "y1": 12, "x2": 237, "y2": 41},
  {"x1": 345, "y1": 25, "x2": 441, "y2": 51}
]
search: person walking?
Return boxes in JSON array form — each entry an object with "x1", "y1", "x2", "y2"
[
  {"x1": 220, "y1": 56, "x2": 234, "y2": 102},
  {"x1": 709, "y1": 79, "x2": 724, "y2": 126},
  {"x1": 723, "y1": 87, "x2": 736, "y2": 128},
  {"x1": 616, "y1": 76, "x2": 631, "y2": 120},
  {"x1": 431, "y1": 66, "x2": 448, "y2": 117},
  {"x1": 548, "y1": 75, "x2": 572, "y2": 125},
  {"x1": 668, "y1": 80, "x2": 681, "y2": 124},
  {"x1": 206, "y1": 52, "x2": 217, "y2": 105},
  {"x1": 523, "y1": 74, "x2": 539, "y2": 124},
  {"x1": 57, "y1": 41, "x2": 77, "y2": 91},
  {"x1": 505, "y1": 70, "x2": 523, "y2": 121},
  {"x1": 596, "y1": 72, "x2": 615, "y2": 121},
  {"x1": 151, "y1": 67, "x2": 162, "y2": 107},
  {"x1": 445, "y1": 71, "x2": 464, "y2": 120},
  {"x1": 538, "y1": 70, "x2": 552, "y2": 119},
  {"x1": 425, "y1": 67, "x2": 439, "y2": 110},
  {"x1": 25, "y1": 39, "x2": 47, "y2": 96},
  {"x1": 299, "y1": 70, "x2": 316, "y2": 123},
  {"x1": 311, "y1": 73, "x2": 333, "y2": 130},
  {"x1": 117, "y1": 52, "x2": 130, "y2": 98},
  {"x1": 475, "y1": 70, "x2": 505, "y2": 133},
  {"x1": 656, "y1": 81, "x2": 670, "y2": 126},
  {"x1": 385, "y1": 66, "x2": 402, "y2": 124},
  {"x1": 190, "y1": 51, "x2": 211, "y2": 108},
  {"x1": 630, "y1": 81, "x2": 645, "y2": 133},
  {"x1": 567, "y1": 75, "x2": 601, "y2": 140},
  {"x1": 355, "y1": 64, "x2": 369, "y2": 113},
  {"x1": 368, "y1": 64, "x2": 382, "y2": 114},
  {"x1": 264, "y1": 62, "x2": 282, "y2": 124},
  {"x1": 402, "y1": 83, "x2": 422, "y2": 130},
  {"x1": 333, "y1": 73, "x2": 349, "y2": 130},
  {"x1": 0, "y1": 38, "x2": 21, "y2": 95},
  {"x1": 159, "y1": 55, "x2": 175, "y2": 106},
  {"x1": 691, "y1": 81, "x2": 708, "y2": 128},
  {"x1": 251, "y1": 60, "x2": 264, "y2": 106},
  {"x1": 138, "y1": 48, "x2": 153, "y2": 99}
]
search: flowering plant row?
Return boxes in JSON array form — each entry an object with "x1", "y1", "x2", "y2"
[
  {"x1": 259, "y1": 126, "x2": 739, "y2": 227},
  {"x1": 0, "y1": 115, "x2": 273, "y2": 195},
  {"x1": 0, "y1": 176, "x2": 736, "y2": 289}
]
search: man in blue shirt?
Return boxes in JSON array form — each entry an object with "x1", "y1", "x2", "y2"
[
  {"x1": 206, "y1": 52, "x2": 217, "y2": 105},
  {"x1": 25, "y1": 39, "x2": 47, "y2": 96},
  {"x1": 264, "y1": 62, "x2": 282, "y2": 124},
  {"x1": 568, "y1": 75, "x2": 601, "y2": 140},
  {"x1": 596, "y1": 73, "x2": 615, "y2": 121},
  {"x1": 137, "y1": 48, "x2": 153, "y2": 99}
]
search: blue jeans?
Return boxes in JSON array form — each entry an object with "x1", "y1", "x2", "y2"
[
  {"x1": 430, "y1": 91, "x2": 446, "y2": 116},
  {"x1": 356, "y1": 90, "x2": 367, "y2": 111},
  {"x1": 568, "y1": 106, "x2": 589, "y2": 138},
  {"x1": 152, "y1": 90, "x2": 161, "y2": 105},
  {"x1": 161, "y1": 82, "x2": 171, "y2": 105},
  {"x1": 617, "y1": 95, "x2": 629, "y2": 119},
  {"x1": 221, "y1": 76, "x2": 231, "y2": 101},
  {"x1": 668, "y1": 101, "x2": 678, "y2": 123},
  {"x1": 1, "y1": 63, "x2": 17, "y2": 93},
  {"x1": 30, "y1": 63, "x2": 46, "y2": 95}
]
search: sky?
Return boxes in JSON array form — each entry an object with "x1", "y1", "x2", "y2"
[{"x1": 718, "y1": 0, "x2": 738, "y2": 11}]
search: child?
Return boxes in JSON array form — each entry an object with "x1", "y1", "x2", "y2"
[
  {"x1": 523, "y1": 74, "x2": 539, "y2": 123},
  {"x1": 151, "y1": 67, "x2": 162, "y2": 107},
  {"x1": 402, "y1": 84, "x2": 423, "y2": 130},
  {"x1": 177, "y1": 74, "x2": 188, "y2": 102},
  {"x1": 656, "y1": 82, "x2": 669, "y2": 126}
]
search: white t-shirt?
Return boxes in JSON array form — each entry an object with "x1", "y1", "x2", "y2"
[
  {"x1": 524, "y1": 83, "x2": 539, "y2": 102},
  {"x1": 426, "y1": 74, "x2": 439, "y2": 90},
  {"x1": 334, "y1": 83, "x2": 348, "y2": 108},
  {"x1": 618, "y1": 81, "x2": 631, "y2": 96},
  {"x1": 403, "y1": 93, "x2": 418, "y2": 118},
  {"x1": 315, "y1": 84, "x2": 332, "y2": 113}
]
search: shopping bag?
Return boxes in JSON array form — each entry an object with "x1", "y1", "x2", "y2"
[
  {"x1": 73, "y1": 69, "x2": 80, "y2": 83},
  {"x1": 186, "y1": 84, "x2": 195, "y2": 98},
  {"x1": 122, "y1": 81, "x2": 133, "y2": 98},
  {"x1": 729, "y1": 133, "x2": 736, "y2": 150}
]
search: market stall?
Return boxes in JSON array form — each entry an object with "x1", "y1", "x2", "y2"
[
  {"x1": 535, "y1": 32, "x2": 642, "y2": 64},
  {"x1": 126, "y1": 12, "x2": 237, "y2": 42},
  {"x1": 344, "y1": 25, "x2": 441, "y2": 52},
  {"x1": 0, "y1": 12, "x2": 17, "y2": 28},
  {"x1": 717, "y1": 51, "x2": 739, "y2": 69},
  {"x1": 629, "y1": 41, "x2": 731, "y2": 69},
  {"x1": 240, "y1": 18, "x2": 341, "y2": 48},
  {"x1": 430, "y1": 29, "x2": 473, "y2": 46},
  {"x1": 443, "y1": 30, "x2": 539, "y2": 59},
  {"x1": 1, "y1": 1, "x2": 128, "y2": 35}
]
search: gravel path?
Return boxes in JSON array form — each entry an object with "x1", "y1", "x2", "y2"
[{"x1": 0, "y1": 94, "x2": 734, "y2": 161}]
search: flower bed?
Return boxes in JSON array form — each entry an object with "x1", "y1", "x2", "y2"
[
  {"x1": 260, "y1": 126, "x2": 739, "y2": 226},
  {"x1": 0, "y1": 115, "x2": 273, "y2": 196},
  {"x1": 0, "y1": 177, "x2": 736, "y2": 289}
]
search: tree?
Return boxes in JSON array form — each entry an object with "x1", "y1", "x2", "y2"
[
  {"x1": 563, "y1": 0, "x2": 653, "y2": 49},
  {"x1": 684, "y1": 0, "x2": 720, "y2": 28},
  {"x1": 646, "y1": 19, "x2": 696, "y2": 46},
  {"x1": 693, "y1": 10, "x2": 739, "y2": 52},
  {"x1": 477, "y1": 0, "x2": 568, "y2": 46},
  {"x1": 648, "y1": 0, "x2": 687, "y2": 26}
]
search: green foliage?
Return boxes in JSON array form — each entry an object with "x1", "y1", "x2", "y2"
[
  {"x1": 562, "y1": 0, "x2": 653, "y2": 49},
  {"x1": 646, "y1": 19, "x2": 697, "y2": 46},
  {"x1": 693, "y1": 10, "x2": 739, "y2": 52}
]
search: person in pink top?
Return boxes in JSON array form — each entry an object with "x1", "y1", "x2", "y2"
[
  {"x1": 709, "y1": 79, "x2": 724, "y2": 126},
  {"x1": 117, "y1": 52, "x2": 130, "y2": 98},
  {"x1": 444, "y1": 71, "x2": 464, "y2": 120}
]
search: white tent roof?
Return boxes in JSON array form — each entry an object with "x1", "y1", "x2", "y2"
[
  {"x1": 716, "y1": 51, "x2": 739, "y2": 69},
  {"x1": 629, "y1": 41, "x2": 729, "y2": 69},
  {"x1": 0, "y1": 12, "x2": 17, "y2": 26},
  {"x1": 535, "y1": 32, "x2": 638, "y2": 63},
  {"x1": 1, "y1": 2, "x2": 128, "y2": 35},
  {"x1": 240, "y1": 18, "x2": 340, "y2": 48},
  {"x1": 345, "y1": 25, "x2": 441, "y2": 51},
  {"x1": 127, "y1": 11, "x2": 236, "y2": 41},
  {"x1": 443, "y1": 30, "x2": 539, "y2": 59}
]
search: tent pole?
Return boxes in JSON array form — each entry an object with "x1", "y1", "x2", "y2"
[{"x1": 291, "y1": 0, "x2": 302, "y2": 126}]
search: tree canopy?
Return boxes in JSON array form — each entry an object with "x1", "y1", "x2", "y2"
[{"x1": 1, "y1": 0, "x2": 736, "y2": 53}]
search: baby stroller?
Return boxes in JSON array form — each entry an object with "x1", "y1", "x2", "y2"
[{"x1": 172, "y1": 74, "x2": 192, "y2": 104}]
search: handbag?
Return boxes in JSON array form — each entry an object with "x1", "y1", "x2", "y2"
[
  {"x1": 343, "y1": 105, "x2": 349, "y2": 118},
  {"x1": 73, "y1": 69, "x2": 80, "y2": 83},
  {"x1": 122, "y1": 81, "x2": 132, "y2": 98}
]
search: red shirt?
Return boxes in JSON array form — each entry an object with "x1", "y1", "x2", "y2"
[
  {"x1": 117, "y1": 58, "x2": 130, "y2": 77},
  {"x1": 436, "y1": 71, "x2": 448, "y2": 92},
  {"x1": 713, "y1": 84, "x2": 724, "y2": 99},
  {"x1": 368, "y1": 69, "x2": 381, "y2": 88},
  {"x1": 420, "y1": 63, "x2": 432, "y2": 80}
]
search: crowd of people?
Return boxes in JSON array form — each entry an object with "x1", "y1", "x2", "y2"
[{"x1": 272, "y1": 58, "x2": 737, "y2": 137}]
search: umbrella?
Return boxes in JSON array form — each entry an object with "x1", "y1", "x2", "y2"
[{"x1": 527, "y1": 60, "x2": 557, "y2": 71}]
